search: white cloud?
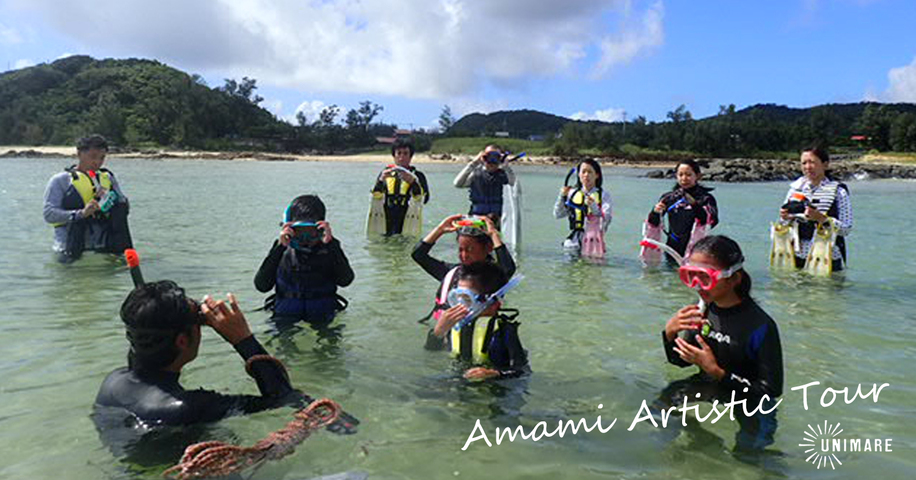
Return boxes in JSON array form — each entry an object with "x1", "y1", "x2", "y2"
[
  {"x1": 0, "y1": 23, "x2": 23, "y2": 45},
  {"x1": 13, "y1": 58, "x2": 35, "y2": 69},
  {"x1": 592, "y1": 1, "x2": 664, "y2": 77},
  {"x1": 289, "y1": 100, "x2": 329, "y2": 124},
  {"x1": 570, "y1": 107, "x2": 626, "y2": 122},
  {"x1": 18, "y1": 0, "x2": 664, "y2": 99},
  {"x1": 880, "y1": 57, "x2": 916, "y2": 103}
]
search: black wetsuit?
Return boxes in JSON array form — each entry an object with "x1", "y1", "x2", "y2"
[
  {"x1": 648, "y1": 185, "x2": 718, "y2": 258},
  {"x1": 425, "y1": 310, "x2": 530, "y2": 379},
  {"x1": 94, "y1": 336, "x2": 300, "y2": 426},
  {"x1": 254, "y1": 239, "x2": 354, "y2": 324},
  {"x1": 658, "y1": 298, "x2": 783, "y2": 450},
  {"x1": 372, "y1": 166, "x2": 430, "y2": 235}
]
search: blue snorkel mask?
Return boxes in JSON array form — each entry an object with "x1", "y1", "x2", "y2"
[
  {"x1": 451, "y1": 275, "x2": 524, "y2": 331},
  {"x1": 282, "y1": 203, "x2": 324, "y2": 250}
]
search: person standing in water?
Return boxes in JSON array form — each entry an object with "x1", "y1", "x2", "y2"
[
  {"x1": 778, "y1": 143, "x2": 852, "y2": 271},
  {"x1": 412, "y1": 214, "x2": 516, "y2": 323},
  {"x1": 658, "y1": 235, "x2": 783, "y2": 451},
  {"x1": 453, "y1": 144, "x2": 516, "y2": 225},
  {"x1": 370, "y1": 139, "x2": 430, "y2": 236},
  {"x1": 254, "y1": 195, "x2": 354, "y2": 326},
  {"x1": 646, "y1": 159, "x2": 718, "y2": 263},
  {"x1": 554, "y1": 159, "x2": 612, "y2": 257},
  {"x1": 43, "y1": 134, "x2": 134, "y2": 263}
]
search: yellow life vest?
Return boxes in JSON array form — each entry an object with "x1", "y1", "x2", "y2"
[
  {"x1": 383, "y1": 166, "x2": 425, "y2": 206},
  {"x1": 568, "y1": 188, "x2": 601, "y2": 231},
  {"x1": 51, "y1": 168, "x2": 112, "y2": 227},
  {"x1": 449, "y1": 316, "x2": 496, "y2": 365}
]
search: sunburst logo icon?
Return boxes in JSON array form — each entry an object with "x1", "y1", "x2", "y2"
[{"x1": 799, "y1": 421, "x2": 844, "y2": 470}]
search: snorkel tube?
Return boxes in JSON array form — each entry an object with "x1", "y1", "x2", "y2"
[
  {"x1": 637, "y1": 237, "x2": 706, "y2": 314},
  {"x1": 124, "y1": 248, "x2": 145, "y2": 287},
  {"x1": 453, "y1": 274, "x2": 524, "y2": 331}
]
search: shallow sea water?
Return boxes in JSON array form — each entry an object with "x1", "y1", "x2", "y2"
[{"x1": 0, "y1": 157, "x2": 914, "y2": 479}]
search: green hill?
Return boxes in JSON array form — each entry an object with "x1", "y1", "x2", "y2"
[{"x1": 0, "y1": 56, "x2": 285, "y2": 148}]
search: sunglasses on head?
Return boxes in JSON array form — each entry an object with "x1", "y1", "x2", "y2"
[{"x1": 678, "y1": 262, "x2": 742, "y2": 291}]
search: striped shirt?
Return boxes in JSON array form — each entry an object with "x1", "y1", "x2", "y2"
[{"x1": 782, "y1": 176, "x2": 852, "y2": 260}]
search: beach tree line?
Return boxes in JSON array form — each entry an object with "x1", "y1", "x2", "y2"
[
  {"x1": 0, "y1": 56, "x2": 430, "y2": 153},
  {"x1": 446, "y1": 103, "x2": 916, "y2": 157}
]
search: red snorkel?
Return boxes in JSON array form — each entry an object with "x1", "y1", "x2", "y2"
[{"x1": 124, "y1": 248, "x2": 145, "y2": 287}]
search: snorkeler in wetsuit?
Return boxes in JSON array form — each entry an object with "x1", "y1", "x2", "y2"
[
  {"x1": 657, "y1": 236, "x2": 783, "y2": 451},
  {"x1": 95, "y1": 281, "x2": 309, "y2": 426},
  {"x1": 255, "y1": 195, "x2": 354, "y2": 326},
  {"x1": 371, "y1": 139, "x2": 430, "y2": 235},
  {"x1": 647, "y1": 160, "x2": 718, "y2": 262},
  {"x1": 424, "y1": 262, "x2": 529, "y2": 381},
  {"x1": 412, "y1": 214, "x2": 516, "y2": 323}
]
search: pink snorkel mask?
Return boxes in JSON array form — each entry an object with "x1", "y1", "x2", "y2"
[{"x1": 678, "y1": 262, "x2": 742, "y2": 291}]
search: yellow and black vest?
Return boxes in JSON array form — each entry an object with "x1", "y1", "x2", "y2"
[
  {"x1": 448, "y1": 309, "x2": 520, "y2": 365},
  {"x1": 51, "y1": 167, "x2": 112, "y2": 227},
  {"x1": 382, "y1": 166, "x2": 424, "y2": 208},
  {"x1": 567, "y1": 188, "x2": 602, "y2": 232}
]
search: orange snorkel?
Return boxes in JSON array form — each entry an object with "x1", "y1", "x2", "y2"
[{"x1": 124, "y1": 248, "x2": 145, "y2": 287}]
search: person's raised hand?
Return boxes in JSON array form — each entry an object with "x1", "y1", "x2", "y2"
[
  {"x1": 317, "y1": 221, "x2": 333, "y2": 243},
  {"x1": 279, "y1": 223, "x2": 295, "y2": 246},
  {"x1": 201, "y1": 293, "x2": 252, "y2": 345},
  {"x1": 434, "y1": 304, "x2": 469, "y2": 337},
  {"x1": 664, "y1": 304, "x2": 705, "y2": 342}
]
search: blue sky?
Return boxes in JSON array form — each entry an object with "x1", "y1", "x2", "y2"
[{"x1": 1, "y1": 0, "x2": 914, "y2": 129}]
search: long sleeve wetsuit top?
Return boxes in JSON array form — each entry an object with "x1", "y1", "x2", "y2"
[
  {"x1": 662, "y1": 298, "x2": 783, "y2": 402},
  {"x1": 94, "y1": 335, "x2": 299, "y2": 426},
  {"x1": 411, "y1": 241, "x2": 517, "y2": 281}
]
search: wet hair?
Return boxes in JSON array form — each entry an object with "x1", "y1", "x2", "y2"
[
  {"x1": 575, "y1": 158, "x2": 603, "y2": 189},
  {"x1": 690, "y1": 235, "x2": 752, "y2": 300},
  {"x1": 285, "y1": 194, "x2": 326, "y2": 223},
  {"x1": 120, "y1": 280, "x2": 202, "y2": 371},
  {"x1": 458, "y1": 261, "x2": 508, "y2": 295},
  {"x1": 77, "y1": 134, "x2": 109, "y2": 152},
  {"x1": 802, "y1": 141, "x2": 830, "y2": 164},
  {"x1": 391, "y1": 138, "x2": 415, "y2": 157}
]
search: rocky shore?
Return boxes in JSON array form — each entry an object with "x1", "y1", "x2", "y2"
[{"x1": 642, "y1": 157, "x2": 916, "y2": 182}]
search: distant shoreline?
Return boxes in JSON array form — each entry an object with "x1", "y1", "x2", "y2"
[
  {"x1": 4, "y1": 146, "x2": 916, "y2": 181},
  {"x1": 0, "y1": 145, "x2": 673, "y2": 168}
]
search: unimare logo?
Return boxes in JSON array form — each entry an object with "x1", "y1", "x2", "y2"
[{"x1": 799, "y1": 421, "x2": 893, "y2": 470}]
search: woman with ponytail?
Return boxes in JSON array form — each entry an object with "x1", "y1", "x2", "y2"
[{"x1": 659, "y1": 235, "x2": 783, "y2": 451}]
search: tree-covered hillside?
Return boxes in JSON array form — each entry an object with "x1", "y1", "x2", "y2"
[{"x1": 0, "y1": 56, "x2": 284, "y2": 148}]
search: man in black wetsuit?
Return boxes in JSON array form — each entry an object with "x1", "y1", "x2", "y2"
[{"x1": 94, "y1": 280, "x2": 301, "y2": 425}]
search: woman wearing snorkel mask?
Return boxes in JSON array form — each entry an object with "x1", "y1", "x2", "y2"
[
  {"x1": 412, "y1": 213, "x2": 516, "y2": 323},
  {"x1": 254, "y1": 195, "x2": 354, "y2": 325},
  {"x1": 554, "y1": 158, "x2": 612, "y2": 257},
  {"x1": 659, "y1": 235, "x2": 783, "y2": 451}
]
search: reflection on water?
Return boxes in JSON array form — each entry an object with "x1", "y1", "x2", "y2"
[{"x1": 1, "y1": 158, "x2": 915, "y2": 479}]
